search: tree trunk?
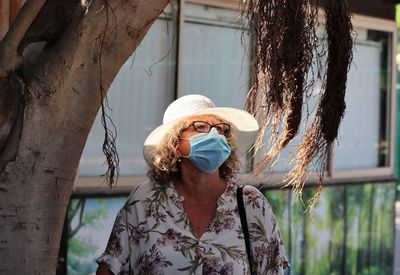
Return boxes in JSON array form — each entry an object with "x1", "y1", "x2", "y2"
[
  {"x1": 378, "y1": 188, "x2": 389, "y2": 269},
  {"x1": 57, "y1": 208, "x2": 69, "y2": 275},
  {"x1": 0, "y1": 0, "x2": 169, "y2": 273},
  {"x1": 366, "y1": 185, "x2": 375, "y2": 270},
  {"x1": 355, "y1": 186, "x2": 364, "y2": 274},
  {"x1": 341, "y1": 186, "x2": 348, "y2": 275},
  {"x1": 299, "y1": 208, "x2": 308, "y2": 275},
  {"x1": 288, "y1": 192, "x2": 292, "y2": 275}
]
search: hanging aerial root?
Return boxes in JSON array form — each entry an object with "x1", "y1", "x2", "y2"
[
  {"x1": 321, "y1": 0, "x2": 353, "y2": 142},
  {"x1": 283, "y1": 0, "x2": 353, "y2": 207},
  {"x1": 284, "y1": 120, "x2": 323, "y2": 193},
  {"x1": 98, "y1": 1, "x2": 120, "y2": 187},
  {"x1": 305, "y1": 172, "x2": 324, "y2": 213},
  {"x1": 242, "y1": 0, "x2": 319, "y2": 177},
  {"x1": 241, "y1": 0, "x2": 288, "y2": 126},
  {"x1": 255, "y1": 0, "x2": 312, "y2": 172}
]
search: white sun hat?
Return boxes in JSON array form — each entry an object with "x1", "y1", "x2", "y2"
[{"x1": 143, "y1": 94, "x2": 259, "y2": 165}]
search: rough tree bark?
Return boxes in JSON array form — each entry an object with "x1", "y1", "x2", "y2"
[{"x1": 0, "y1": 0, "x2": 169, "y2": 273}]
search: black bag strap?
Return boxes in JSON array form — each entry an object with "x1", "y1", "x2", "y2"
[
  {"x1": 125, "y1": 206, "x2": 134, "y2": 275},
  {"x1": 237, "y1": 185, "x2": 254, "y2": 274}
]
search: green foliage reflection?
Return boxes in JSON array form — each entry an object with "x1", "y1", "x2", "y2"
[{"x1": 264, "y1": 182, "x2": 396, "y2": 275}]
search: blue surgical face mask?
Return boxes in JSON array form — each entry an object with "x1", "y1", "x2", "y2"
[{"x1": 181, "y1": 128, "x2": 232, "y2": 174}]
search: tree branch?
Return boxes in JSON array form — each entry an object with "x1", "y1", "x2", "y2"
[
  {"x1": 0, "y1": 74, "x2": 24, "y2": 173},
  {"x1": 20, "y1": 0, "x2": 80, "y2": 50},
  {"x1": 0, "y1": 0, "x2": 47, "y2": 77},
  {"x1": 67, "y1": 199, "x2": 82, "y2": 223},
  {"x1": 68, "y1": 199, "x2": 86, "y2": 238}
]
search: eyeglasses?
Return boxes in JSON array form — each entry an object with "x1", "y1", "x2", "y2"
[{"x1": 183, "y1": 121, "x2": 231, "y2": 136}]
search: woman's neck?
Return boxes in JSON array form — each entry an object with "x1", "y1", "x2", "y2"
[{"x1": 176, "y1": 161, "x2": 226, "y2": 202}]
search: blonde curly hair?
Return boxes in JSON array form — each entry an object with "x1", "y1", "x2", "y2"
[{"x1": 147, "y1": 116, "x2": 239, "y2": 184}]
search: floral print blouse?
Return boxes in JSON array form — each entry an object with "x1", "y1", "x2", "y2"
[{"x1": 96, "y1": 179, "x2": 289, "y2": 274}]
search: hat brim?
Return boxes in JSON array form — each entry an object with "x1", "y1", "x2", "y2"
[{"x1": 143, "y1": 107, "x2": 259, "y2": 165}]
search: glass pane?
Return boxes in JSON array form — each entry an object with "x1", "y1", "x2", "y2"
[
  {"x1": 182, "y1": 4, "x2": 250, "y2": 109},
  {"x1": 79, "y1": 18, "x2": 176, "y2": 176},
  {"x1": 334, "y1": 30, "x2": 391, "y2": 170}
]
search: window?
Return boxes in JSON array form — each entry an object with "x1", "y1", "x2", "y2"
[
  {"x1": 182, "y1": 4, "x2": 250, "y2": 108},
  {"x1": 249, "y1": 17, "x2": 397, "y2": 184},
  {"x1": 334, "y1": 30, "x2": 392, "y2": 171},
  {"x1": 74, "y1": 3, "x2": 397, "y2": 190}
]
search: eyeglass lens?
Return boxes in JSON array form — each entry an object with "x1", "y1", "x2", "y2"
[{"x1": 192, "y1": 121, "x2": 230, "y2": 135}]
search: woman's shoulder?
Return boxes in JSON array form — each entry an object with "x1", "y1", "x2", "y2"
[
  {"x1": 126, "y1": 180, "x2": 171, "y2": 201},
  {"x1": 241, "y1": 184, "x2": 268, "y2": 201},
  {"x1": 122, "y1": 180, "x2": 165, "y2": 212},
  {"x1": 240, "y1": 184, "x2": 272, "y2": 216}
]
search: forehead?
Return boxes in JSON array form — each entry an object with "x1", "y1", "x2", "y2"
[{"x1": 185, "y1": 114, "x2": 222, "y2": 124}]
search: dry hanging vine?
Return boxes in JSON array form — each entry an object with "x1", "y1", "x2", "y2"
[
  {"x1": 98, "y1": 1, "x2": 120, "y2": 188},
  {"x1": 241, "y1": 0, "x2": 353, "y2": 207}
]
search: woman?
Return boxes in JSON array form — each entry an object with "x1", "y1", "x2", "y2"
[{"x1": 96, "y1": 94, "x2": 288, "y2": 274}]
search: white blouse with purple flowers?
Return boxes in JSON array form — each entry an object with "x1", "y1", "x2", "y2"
[{"x1": 96, "y1": 179, "x2": 289, "y2": 275}]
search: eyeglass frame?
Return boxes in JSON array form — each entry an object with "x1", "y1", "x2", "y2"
[{"x1": 181, "y1": 121, "x2": 231, "y2": 136}]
